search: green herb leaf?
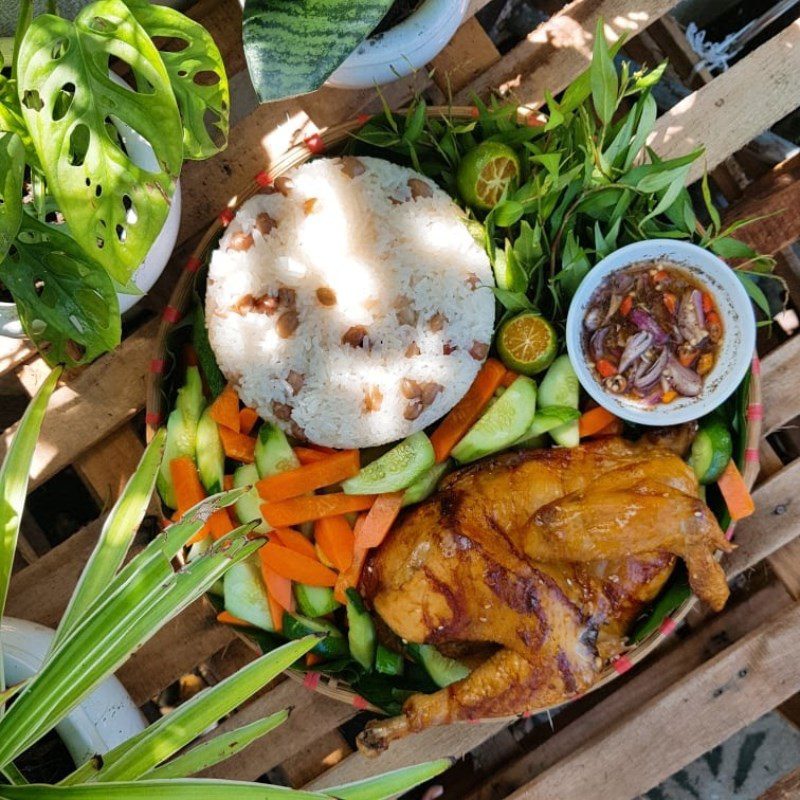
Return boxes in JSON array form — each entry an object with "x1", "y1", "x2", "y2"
[
  {"x1": 0, "y1": 131, "x2": 24, "y2": 263},
  {"x1": 242, "y1": 0, "x2": 394, "y2": 103},
  {"x1": 492, "y1": 287, "x2": 535, "y2": 312},
  {"x1": 124, "y1": 1, "x2": 230, "y2": 160},
  {"x1": 403, "y1": 100, "x2": 426, "y2": 144},
  {"x1": 590, "y1": 19, "x2": 618, "y2": 126},
  {"x1": 16, "y1": 0, "x2": 183, "y2": 284},
  {"x1": 709, "y1": 236, "x2": 757, "y2": 260},
  {"x1": 0, "y1": 367, "x2": 61, "y2": 696},
  {"x1": 492, "y1": 240, "x2": 527, "y2": 292},
  {"x1": 736, "y1": 270, "x2": 773, "y2": 318},
  {"x1": 701, "y1": 170, "x2": 721, "y2": 232},
  {"x1": 493, "y1": 200, "x2": 524, "y2": 227},
  {"x1": 0, "y1": 213, "x2": 121, "y2": 366},
  {"x1": 623, "y1": 92, "x2": 657, "y2": 171}
]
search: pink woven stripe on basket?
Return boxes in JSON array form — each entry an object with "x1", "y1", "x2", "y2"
[
  {"x1": 149, "y1": 358, "x2": 166, "y2": 375},
  {"x1": 218, "y1": 207, "x2": 235, "y2": 227},
  {"x1": 356, "y1": 113, "x2": 371, "y2": 126},
  {"x1": 612, "y1": 655, "x2": 634, "y2": 675},
  {"x1": 145, "y1": 411, "x2": 163, "y2": 427},
  {"x1": 751, "y1": 354, "x2": 761, "y2": 375},
  {"x1": 162, "y1": 306, "x2": 181, "y2": 324},
  {"x1": 304, "y1": 132, "x2": 325, "y2": 154},
  {"x1": 659, "y1": 617, "x2": 677, "y2": 636},
  {"x1": 254, "y1": 170, "x2": 273, "y2": 188},
  {"x1": 352, "y1": 695, "x2": 369, "y2": 710},
  {"x1": 747, "y1": 403, "x2": 764, "y2": 421},
  {"x1": 184, "y1": 256, "x2": 203, "y2": 273},
  {"x1": 303, "y1": 672, "x2": 321, "y2": 691},
  {"x1": 725, "y1": 523, "x2": 736, "y2": 541},
  {"x1": 745, "y1": 447, "x2": 760, "y2": 463}
]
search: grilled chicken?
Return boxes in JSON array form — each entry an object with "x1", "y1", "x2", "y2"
[{"x1": 357, "y1": 431, "x2": 732, "y2": 754}]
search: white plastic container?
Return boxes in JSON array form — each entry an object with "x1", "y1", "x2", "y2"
[{"x1": 566, "y1": 239, "x2": 756, "y2": 426}]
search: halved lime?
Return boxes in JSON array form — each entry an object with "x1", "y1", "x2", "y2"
[
  {"x1": 497, "y1": 312, "x2": 558, "y2": 375},
  {"x1": 457, "y1": 141, "x2": 521, "y2": 211},
  {"x1": 689, "y1": 420, "x2": 732, "y2": 484}
]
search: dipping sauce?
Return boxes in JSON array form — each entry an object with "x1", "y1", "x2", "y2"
[{"x1": 582, "y1": 261, "x2": 722, "y2": 406}]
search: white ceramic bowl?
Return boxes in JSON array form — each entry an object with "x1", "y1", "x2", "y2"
[{"x1": 565, "y1": 239, "x2": 756, "y2": 426}]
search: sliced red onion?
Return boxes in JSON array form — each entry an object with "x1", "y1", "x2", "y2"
[
  {"x1": 692, "y1": 289, "x2": 705, "y2": 328},
  {"x1": 602, "y1": 293, "x2": 624, "y2": 324},
  {"x1": 644, "y1": 388, "x2": 663, "y2": 406},
  {"x1": 619, "y1": 331, "x2": 653, "y2": 374},
  {"x1": 590, "y1": 326, "x2": 610, "y2": 361},
  {"x1": 629, "y1": 308, "x2": 669, "y2": 345},
  {"x1": 678, "y1": 288, "x2": 707, "y2": 345},
  {"x1": 633, "y1": 347, "x2": 668, "y2": 389},
  {"x1": 664, "y1": 355, "x2": 702, "y2": 397},
  {"x1": 612, "y1": 272, "x2": 635, "y2": 293},
  {"x1": 585, "y1": 304, "x2": 604, "y2": 332}
]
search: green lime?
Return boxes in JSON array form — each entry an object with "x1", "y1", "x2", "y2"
[
  {"x1": 457, "y1": 141, "x2": 521, "y2": 211},
  {"x1": 689, "y1": 420, "x2": 733, "y2": 484},
  {"x1": 497, "y1": 312, "x2": 558, "y2": 376}
]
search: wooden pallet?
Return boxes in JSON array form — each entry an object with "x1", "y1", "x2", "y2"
[{"x1": 6, "y1": 1, "x2": 800, "y2": 797}]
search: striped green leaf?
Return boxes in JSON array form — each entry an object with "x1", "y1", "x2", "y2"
[
  {"x1": 0, "y1": 131, "x2": 24, "y2": 263},
  {"x1": 242, "y1": 0, "x2": 394, "y2": 104},
  {"x1": 324, "y1": 758, "x2": 453, "y2": 800},
  {"x1": 0, "y1": 367, "x2": 61, "y2": 696},
  {"x1": 52, "y1": 429, "x2": 166, "y2": 650},
  {"x1": 68, "y1": 638, "x2": 317, "y2": 783},
  {"x1": 143, "y1": 710, "x2": 289, "y2": 780},
  {"x1": 0, "y1": 781, "x2": 328, "y2": 799},
  {"x1": 0, "y1": 524, "x2": 259, "y2": 768}
]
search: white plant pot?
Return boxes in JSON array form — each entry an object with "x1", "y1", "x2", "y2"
[
  {"x1": 326, "y1": 0, "x2": 470, "y2": 89},
  {"x1": 0, "y1": 70, "x2": 181, "y2": 340},
  {"x1": 1, "y1": 617, "x2": 146, "y2": 767}
]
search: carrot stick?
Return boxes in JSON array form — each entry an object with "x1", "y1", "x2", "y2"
[
  {"x1": 223, "y1": 474, "x2": 234, "y2": 491},
  {"x1": 579, "y1": 407, "x2": 618, "y2": 438},
  {"x1": 500, "y1": 371, "x2": 519, "y2": 389},
  {"x1": 595, "y1": 418, "x2": 624, "y2": 437},
  {"x1": 270, "y1": 527, "x2": 318, "y2": 561},
  {"x1": 314, "y1": 515, "x2": 355, "y2": 572},
  {"x1": 170, "y1": 457, "x2": 211, "y2": 543},
  {"x1": 295, "y1": 447, "x2": 331, "y2": 465},
  {"x1": 430, "y1": 358, "x2": 507, "y2": 462},
  {"x1": 256, "y1": 450, "x2": 361, "y2": 503},
  {"x1": 259, "y1": 542, "x2": 337, "y2": 587},
  {"x1": 334, "y1": 517, "x2": 368, "y2": 604},
  {"x1": 210, "y1": 384, "x2": 240, "y2": 432},
  {"x1": 216, "y1": 611, "x2": 253, "y2": 627},
  {"x1": 354, "y1": 492, "x2": 404, "y2": 550},
  {"x1": 306, "y1": 652, "x2": 323, "y2": 667},
  {"x1": 718, "y1": 460, "x2": 755, "y2": 521},
  {"x1": 219, "y1": 427, "x2": 256, "y2": 463},
  {"x1": 239, "y1": 407, "x2": 259, "y2": 436},
  {"x1": 267, "y1": 594, "x2": 285, "y2": 632},
  {"x1": 261, "y1": 493, "x2": 375, "y2": 528}
]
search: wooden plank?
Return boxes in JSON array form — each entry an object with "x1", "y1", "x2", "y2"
[
  {"x1": 464, "y1": 581, "x2": 792, "y2": 800},
  {"x1": 721, "y1": 154, "x2": 800, "y2": 257},
  {"x1": 430, "y1": 17, "x2": 500, "y2": 95},
  {"x1": 7, "y1": 517, "x2": 235, "y2": 705},
  {"x1": 0, "y1": 336, "x2": 36, "y2": 380},
  {"x1": 504, "y1": 600, "x2": 800, "y2": 800},
  {"x1": 0, "y1": 318, "x2": 156, "y2": 492},
  {"x1": 201, "y1": 679, "x2": 356, "y2": 781},
  {"x1": 277, "y1": 731, "x2": 352, "y2": 788},
  {"x1": 771, "y1": 539, "x2": 800, "y2": 601},
  {"x1": 453, "y1": 0, "x2": 677, "y2": 107},
  {"x1": 762, "y1": 335, "x2": 800, "y2": 436},
  {"x1": 759, "y1": 765, "x2": 800, "y2": 800},
  {"x1": 648, "y1": 20, "x2": 800, "y2": 185},
  {"x1": 73, "y1": 426, "x2": 148, "y2": 509}
]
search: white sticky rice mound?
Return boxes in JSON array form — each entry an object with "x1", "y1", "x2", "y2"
[{"x1": 206, "y1": 156, "x2": 495, "y2": 449}]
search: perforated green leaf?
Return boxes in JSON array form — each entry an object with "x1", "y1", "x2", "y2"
[
  {"x1": 16, "y1": 0, "x2": 183, "y2": 284},
  {"x1": 0, "y1": 213, "x2": 120, "y2": 366},
  {"x1": 124, "y1": 0, "x2": 229, "y2": 159},
  {"x1": 0, "y1": 132, "x2": 24, "y2": 263}
]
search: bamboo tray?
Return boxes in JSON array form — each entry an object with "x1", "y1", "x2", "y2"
[{"x1": 145, "y1": 105, "x2": 764, "y2": 719}]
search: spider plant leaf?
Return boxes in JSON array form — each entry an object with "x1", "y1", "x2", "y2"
[
  {"x1": 0, "y1": 131, "x2": 24, "y2": 263},
  {"x1": 323, "y1": 758, "x2": 454, "y2": 800},
  {"x1": 52, "y1": 429, "x2": 166, "y2": 650},
  {"x1": 142, "y1": 710, "x2": 289, "y2": 780},
  {"x1": 75, "y1": 637, "x2": 317, "y2": 783},
  {"x1": 242, "y1": 0, "x2": 394, "y2": 104},
  {"x1": 15, "y1": 0, "x2": 183, "y2": 284},
  {"x1": 0, "y1": 760, "x2": 27, "y2": 785},
  {"x1": 0, "y1": 213, "x2": 121, "y2": 367},
  {"x1": 123, "y1": 0, "x2": 229, "y2": 160},
  {"x1": 0, "y1": 525, "x2": 259, "y2": 767},
  {"x1": 0, "y1": 781, "x2": 328, "y2": 798},
  {"x1": 0, "y1": 367, "x2": 61, "y2": 695}
]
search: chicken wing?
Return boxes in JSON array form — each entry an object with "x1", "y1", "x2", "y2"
[{"x1": 357, "y1": 433, "x2": 731, "y2": 754}]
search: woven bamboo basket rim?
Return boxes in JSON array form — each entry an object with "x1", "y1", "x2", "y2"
[{"x1": 146, "y1": 105, "x2": 763, "y2": 719}]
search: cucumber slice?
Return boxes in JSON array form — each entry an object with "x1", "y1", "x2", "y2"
[
  {"x1": 342, "y1": 432, "x2": 435, "y2": 495},
  {"x1": 538, "y1": 355, "x2": 579, "y2": 447},
  {"x1": 294, "y1": 584, "x2": 340, "y2": 617},
  {"x1": 345, "y1": 588, "x2": 376, "y2": 671},
  {"x1": 415, "y1": 644, "x2": 470, "y2": 688},
  {"x1": 375, "y1": 644, "x2": 404, "y2": 676},
  {"x1": 515, "y1": 405, "x2": 581, "y2": 445},
  {"x1": 255, "y1": 422, "x2": 299, "y2": 479},
  {"x1": 283, "y1": 613, "x2": 349, "y2": 659},
  {"x1": 689, "y1": 420, "x2": 732, "y2": 484},
  {"x1": 157, "y1": 367, "x2": 205, "y2": 508},
  {"x1": 451, "y1": 376, "x2": 537, "y2": 464},
  {"x1": 224, "y1": 557, "x2": 274, "y2": 631},
  {"x1": 232, "y1": 464, "x2": 269, "y2": 533},
  {"x1": 197, "y1": 408, "x2": 225, "y2": 494},
  {"x1": 401, "y1": 461, "x2": 450, "y2": 507}
]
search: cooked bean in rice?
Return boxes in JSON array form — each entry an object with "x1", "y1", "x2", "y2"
[{"x1": 205, "y1": 156, "x2": 495, "y2": 449}]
